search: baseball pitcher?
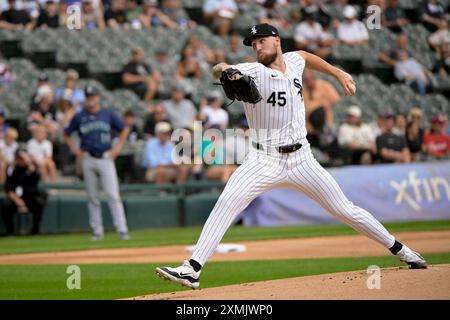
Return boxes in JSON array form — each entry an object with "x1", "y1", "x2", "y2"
[{"x1": 156, "y1": 24, "x2": 427, "y2": 289}]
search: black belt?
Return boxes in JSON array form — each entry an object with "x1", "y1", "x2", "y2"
[
  {"x1": 88, "y1": 151, "x2": 104, "y2": 158},
  {"x1": 252, "y1": 142, "x2": 302, "y2": 154}
]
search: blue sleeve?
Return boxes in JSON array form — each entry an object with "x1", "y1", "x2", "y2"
[
  {"x1": 142, "y1": 139, "x2": 158, "y2": 168},
  {"x1": 73, "y1": 90, "x2": 86, "y2": 104},
  {"x1": 110, "y1": 110, "x2": 125, "y2": 132},
  {"x1": 64, "y1": 113, "x2": 80, "y2": 135},
  {"x1": 142, "y1": 141, "x2": 151, "y2": 168}
]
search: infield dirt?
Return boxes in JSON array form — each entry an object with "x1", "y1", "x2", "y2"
[{"x1": 129, "y1": 264, "x2": 450, "y2": 300}]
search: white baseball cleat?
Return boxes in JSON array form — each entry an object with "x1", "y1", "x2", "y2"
[
  {"x1": 396, "y1": 245, "x2": 428, "y2": 269},
  {"x1": 155, "y1": 260, "x2": 201, "y2": 289}
]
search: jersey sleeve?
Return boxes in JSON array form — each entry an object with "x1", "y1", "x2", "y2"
[
  {"x1": 231, "y1": 62, "x2": 260, "y2": 79},
  {"x1": 110, "y1": 110, "x2": 125, "y2": 132},
  {"x1": 284, "y1": 51, "x2": 306, "y2": 77},
  {"x1": 64, "y1": 113, "x2": 80, "y2": 135}
]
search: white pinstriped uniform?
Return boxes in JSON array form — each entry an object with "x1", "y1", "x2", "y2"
[{"x1": 191, "y1": 52, "x2": 396, "y2": 266}]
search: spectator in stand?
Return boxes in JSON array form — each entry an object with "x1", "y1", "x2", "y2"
[
  {"x1": 378, "y1": 33, "x2": 412, "y2": 67},
  {"x1": 338, "y1": 106, "x2": 376, "y2": 165},
  {"x1": 303, "y1": 70, "x2": 341, "y2": 138},
  {"x1": 393, "y1": 49, "x2": 432, "y2": 96},
  {"x1": 2, "y1": 148, "x2": 48, "y2": 235},
  {"x1": 433, "y1": 43, "x2": 450, "y2": 76},
  {"x1": 142, "y1": 121, "x2": 189, "y2": 184},
  {"x1": 55, "y1": 88, "x2": 77, "y2": 129},
  {"x1": 420, "y1": 0, "x2": 447, "y2": 33},
  {"x1": 58, "y1": 0, "x2": 69, "y2": 26},
  {"x1": 393, "y1": 112, "x2": 407, "y2": 136},
  {"x1": 161, "y1": 0, "x2": 196, "y2": 29},
  {"x1": 162, "y1": 84, "x2": 197, "y2": 129},
  {"x1": 226, "y1": 32, "x2": 253, "y2": 64},
  {"x1": 294, "y1": 5, "x2": 336, "y2": 59},
  {"x1": 203, "y1": 0, "x2": 238, "y2": 37},
  {"x1": 30, "y1": 72, "x2": 52, "y2": 108},
  {"x1": 122, "y1": 47, "x2": 162, "y2": 102},
  {"x1": 0, "y1": 128, "x2": 19, "y2": 182},
  {"x1": 28, "y1": 85, "x2": 59, "y2": 138},
  {"x1": 154, "y1": 48, "x2": 177, "y2": 79},
  {"x1": 0, "y1": 0, "x2": 33, "y2": 30},
  {"x1": 143, "y1": 103, "x2": 171, "y2": 139},
  {"x1": 35, "y1": 0, "x2": 60, "y2": 29},
  {"x1": 428, "y1": 20, "x2": 449, "y2": 51},
  {"x1": 405, "y1": 122, "x2": 424, "y2": 162},
  {"x1": 369, "y1": 111, "x2": 388, "y2": 138},
  {"x1": 423, "y1": 115, "x2": 450, "y2": 159},
  {"x1": 139, "y1": 0, "x2": 177, "y2": 29},
  {"x1": 337, "y1": 5, "x2": 369, "y2": 46},
  {"x1": 257, "y1": 0, "x2": 290, "y2": 29},
  {"x1": 376, "y1": 112, "x2": 411, "y2": 163},
  {"x1": 0, "y1": 62, "x2": 14, "y2": 93},
  {"x1": 104, "y1": 0, "x2": 129, "y2": 29},
  {"x1": 125, "y1": 0, "x2": 142, "y2": 27},
  {"x1": 175, "y1": 42, "x2": 203, "y2": 80},
  {"x1": 122, "y1": 109, "x2": 141, "y2": 142},
  {"x1": 383, "y1": 0, "x2": 409, "y2": 34},
  {"x1": 81, "y1": 0, "x2": 106, "y2": 30},
  {"x1": 54, "y1": 69, "x2": 85, "y2": 110},
  {"x1": 185, "y1": 35, "x2": 222, "y2": 68},
  {"x1": 0, "y1": 108, "x2": 9, "y2": 141},
  {"x1": 199, "y1": 90, "x2": 229, "y2": 129},
  {"x1": 27, "y1": 125, "x2": 56, "y2": 182}
]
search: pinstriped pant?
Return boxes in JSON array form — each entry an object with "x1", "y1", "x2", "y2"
[{"x1": 191, "y1": 140, "x2": 396, "y2": 266}]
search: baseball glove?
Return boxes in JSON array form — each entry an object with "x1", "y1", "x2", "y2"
[{"x1": 218, "y1": 68, "x2": 262, "y2": 104}]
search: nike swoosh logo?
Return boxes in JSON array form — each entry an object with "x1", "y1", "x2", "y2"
[
  {"x1": 271, "y1": 74, "x2": 277, "y2": 78},
  {"x1": 179, "y1": 272, "x2": 192, "y2": 276}
]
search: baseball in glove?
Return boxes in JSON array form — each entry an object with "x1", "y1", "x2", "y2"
[{"x1": 217, "y1": 68, "x2": 262, "y2": 104}]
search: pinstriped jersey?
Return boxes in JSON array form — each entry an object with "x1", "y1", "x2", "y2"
[{"x1": 233, "y1": 51, "x2": 306, "y2": 147}]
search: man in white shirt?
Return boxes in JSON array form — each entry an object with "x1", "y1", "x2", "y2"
[
  {"x1": 337, "y1": 5, "x2": 369, "y2": 46},
  {"x1": 202, "y1": 0, "x2": 238, "y2": 37},
  {"x1": 294, "y1": 6, "x2": 335, "y2": 59},
  {"x1": 27, "y1": 125, "x2": 56, "y2": 182},
  {"x1": 163, "y1": 84, "x2": 197, "y2": 129},
  {"x1": 338, "y1": 105, "x2": 376, "y2": 164},
  {"x1": 199, "y1": 90, "x2": 229, "y2": 129}
]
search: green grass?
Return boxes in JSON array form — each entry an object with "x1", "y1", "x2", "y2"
[
  {"x1": 0, "y1": 253, "x2": 449, "y2": 300},
  {"x1": 0, "y1": 220, "x2": 449, "y2": 255}
]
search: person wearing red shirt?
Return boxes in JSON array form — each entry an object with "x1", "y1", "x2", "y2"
[{"x1": 423, "y1": 115, "x2": 450, "y2": 158}]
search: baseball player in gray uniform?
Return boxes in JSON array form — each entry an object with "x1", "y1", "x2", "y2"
[
  {"x1": 64, "y1": 85, "x2": 130, "y2": 241},
  {"x1": 156, "y1": 24, "x2": 427, "y2": 289}
]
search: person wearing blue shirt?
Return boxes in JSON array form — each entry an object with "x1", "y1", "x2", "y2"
[
  {"x1": 55, "y1": 69, "x2": 86, "y2": 110},
  {"x1": 142, "y1": 121, "x2": 189, "y2": 184},
  {"x1": 63, "y1": 85, "x2": 130, "y2": 241}
]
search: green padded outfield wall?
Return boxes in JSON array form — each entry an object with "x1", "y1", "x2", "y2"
[
  {"x1": 184, "y1": 192, "x2": 220, "y2": 226},
  {"x1": 124, "y1": 195, "x2": 178, "y2": 229}
]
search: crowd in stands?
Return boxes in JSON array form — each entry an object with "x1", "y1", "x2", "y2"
[{"x1": 0, "y1": 0, "x2": 449, "y2": 187}]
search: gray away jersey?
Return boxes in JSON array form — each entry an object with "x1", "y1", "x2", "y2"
[{"x1": 233, "y1": 51, "x2": 307, "y2": 147}]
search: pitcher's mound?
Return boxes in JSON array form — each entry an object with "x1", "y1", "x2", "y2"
[{"x1": 130, "y1": 264, "x2": 450, "y2": 300}]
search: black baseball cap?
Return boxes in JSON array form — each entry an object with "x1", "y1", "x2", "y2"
[
  {"x1": 243, "y1": 23, "x2": 280, "y2": 46},
  {"x1": 85, "y1": 85, "x2": 99, "y2": 96}
]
